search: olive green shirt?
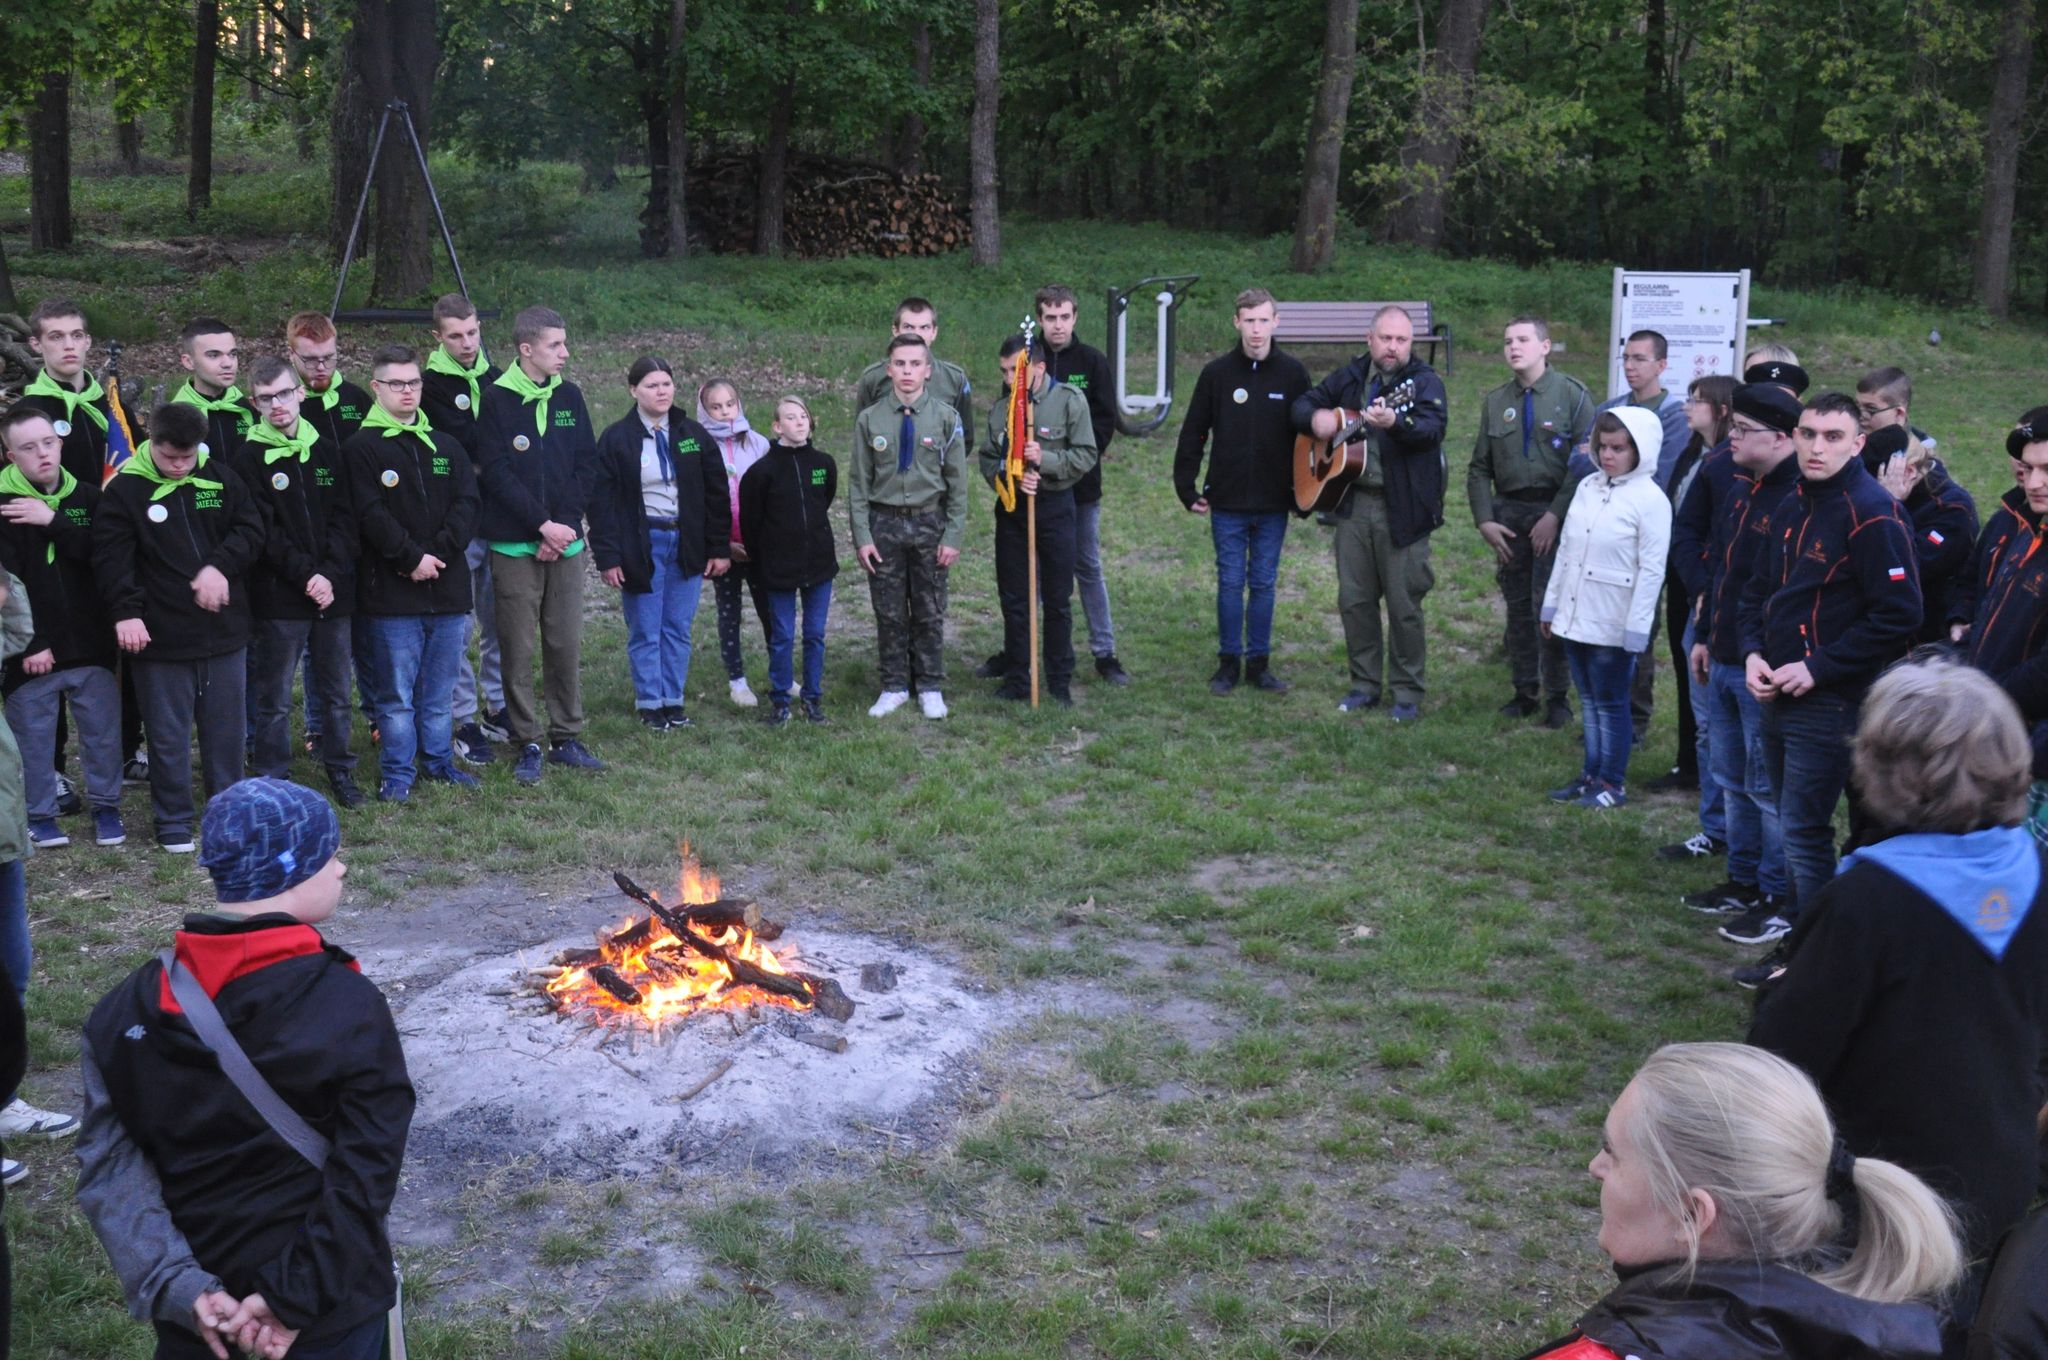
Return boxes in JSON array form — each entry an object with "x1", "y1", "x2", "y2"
[
  {"x1": 849, "y1": 388, "x2": 969, "y2": 551},
  {"x1": 857, "y1": 356, "x2": 975, "y2": 459},
  {"x1": 979, "y1": 381, "x2": 1098, "y2": 496},
  {"x1": 1465, "y1": 364, "x2": 1596, "y2": 526}
]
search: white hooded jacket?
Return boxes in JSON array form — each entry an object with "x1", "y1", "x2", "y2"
[{"x1": 1541, "y1": 405, "x2": 1671, "y2": 652}]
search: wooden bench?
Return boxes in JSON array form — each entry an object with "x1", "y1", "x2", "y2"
[{"x1": 1273, "y1": 301, "x2": 1453, "y2": 375}]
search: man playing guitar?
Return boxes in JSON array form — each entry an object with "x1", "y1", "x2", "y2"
[{"x1": 1290, "y1": 306, "x2": 1449, "y2": 720}]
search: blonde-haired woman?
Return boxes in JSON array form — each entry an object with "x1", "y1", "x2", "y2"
[{"x1": 1532, "y1": 1042, "x2": 1961, "y2": 1360}]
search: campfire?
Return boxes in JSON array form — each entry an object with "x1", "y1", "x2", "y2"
[{"x1": 530, "y1": 852, "x2": 855, "y2": 1035}]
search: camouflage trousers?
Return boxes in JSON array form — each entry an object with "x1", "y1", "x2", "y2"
[{"x1": 867, "y1": 505, "x2": 950, "y2": 691}]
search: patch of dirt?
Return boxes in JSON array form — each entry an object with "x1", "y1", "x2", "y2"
[{"x1": 1188, "y1": 854, "x2": 1302, "y2": 904}]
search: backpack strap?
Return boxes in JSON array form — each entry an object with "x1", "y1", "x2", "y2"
[{"x1": 158, "y1": 948, "x2": 332, "y2": 1170}]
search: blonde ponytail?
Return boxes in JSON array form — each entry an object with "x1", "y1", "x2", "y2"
[{"x1": 1815, "y1": 1155, "x2": 1964, "y2": 1304}]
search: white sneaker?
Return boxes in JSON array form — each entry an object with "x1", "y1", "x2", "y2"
[
  {"x1": 0, "y1": 1097, "x2": 79, "y2": 1140},
  {"x1": 868, "y1": 690, "x2": 911, "y2": 718},
  {"x1": 1, "y1": 1158, "x2": 24, "y2": 1187},
  {"x1": 729, "y1": 678, "x2": 757, "y2": 708},
  {"x1": 787, "y1": 682, "x2": 802, "y2": 698},
  {"x1": 919, "y1": 690, "x2": 948, "y2": 721}
]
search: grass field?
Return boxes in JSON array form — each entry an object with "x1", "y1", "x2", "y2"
[{"x1": 2, "y1": 162, "x2": 2043, "y2": 1359}]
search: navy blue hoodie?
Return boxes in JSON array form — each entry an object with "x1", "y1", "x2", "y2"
[
  {"x1": 1900, "y1": 464, "x2": 1978, "y2": 643},
  {"x1": 1702, "y1": 454, "x2": 1801, "y2": 667}
]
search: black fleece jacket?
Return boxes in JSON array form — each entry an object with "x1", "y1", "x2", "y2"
[
  {"x1": 1173, "y1": 344, "x2": 1311, "y2": 514},
  {"x1": 1041, "y1": 339, "x2": 1116, "y2": 505},
  {"x1": 474, "y1": 376, "x2": 597, "y2": 546},
  {"x1": 301, "y1": 379, "x2": 372, "y2": 450},
  {"x1": 587, "y1": 411, "x2": 730, "y2": 593},
  {"x1": 1953, "y1": 487, "x2": 2028, "y2": 629},
  {"x1": 78, "y1": 915, "x2": 413, "y2": 1344},
  {"x1": 0, "y1": 474, "x2": 116, "y2": 689},
  {"x1": 227, "y1": 427, "x2": 357, "y2": 621},
  {"x1": 14, "y1": 380, "x2": 111, "y2": 491},
  {"x1": 93, "y1": 459, "x2": 266, "y2": 661},
  {"x1": 1900, "y1": 465, "x2": 1978, "y2": 643},
  {"x1": 1290, "y1": 354, "x2": 1450, "y2": 548},
  {"x1": 738, "y1": 443, "x2": 839, "y2": 591},
  {"x1": 344, "y1": 425, "x2": 477, "y2": 617},
  {"x1": 420, "y1": 361, "x2": 500, "y2": 463},
  {"x1": 1702, "y1": 455, "x2": 1800, "y2": 666}
]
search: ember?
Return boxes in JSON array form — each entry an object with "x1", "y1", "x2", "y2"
[{"x1": 532, "y1": 851, "x2": 855, "y2": 1032}]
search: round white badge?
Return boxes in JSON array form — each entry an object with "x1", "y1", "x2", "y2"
[
  {"x1": 146, "y1": 503, "x2": 169, "y2": 523},
  {"x1": 1503, "y1": 406, "x2": 1517, "y2": 424},
  {"x1": 513, "y1": 434, "x2": 531, "y2": 452},
  {"x1": 197, "y1": 441, "x2": 210, "y2": 455},
  {"x1": 871, "y1": 436, "x2": 888, "y2": 452},
  {"x1": 1231, "y1": 388, "x2": 1248, "y2": 405},
  {"x1": 271, "y1": 472, "x2": 290, "y2": 491},
  {"x1": 455, "y1": 393, "x2": 471, "y2": 410},
  {"x1": 52, "y1": 419, "x2": 71, "y2": 438},
  {"x1": 380, "y1": 469, "x2": 400, "y2": 488}
]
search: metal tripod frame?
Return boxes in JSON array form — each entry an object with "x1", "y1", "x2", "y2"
[{"x1": 328, "y1": 99, "x2": 473, "y2": 322}]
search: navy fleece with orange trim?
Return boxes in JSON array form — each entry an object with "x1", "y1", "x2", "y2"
[{"x1": 1736, "y1": 458, "x2": 1921, "y2": 694}]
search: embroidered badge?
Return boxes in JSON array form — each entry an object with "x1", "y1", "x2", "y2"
[
  {"x1": 1232, "y1": 388, "x2": 1248, "y2": 404},
  {"x1": 1927, "y1": 530, "x2": 1945, "y2": 545},
  {"x1": 1888, "y1": 566, "x2": 1907, "y2": 581},
  {"x1": 271, "y1": 472, "x2": 290, "y2": 491},
  {"x1": 381, "y1": 469, "x2": 400, "y2": 488},
  {"x1": 455, "y1": 393, "x2": 471, "y2": 410},
  {"x1": 52, "y1": 419, "x2": 71, "y2": 438},
  {"x1": 513, "y1": 435, "x2": 531, "y2": 452},
  {"x1": 147, "y1": 503, "x2": 169, "y2": 523}
]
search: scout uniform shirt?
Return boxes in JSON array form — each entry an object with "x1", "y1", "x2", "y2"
[
  {"x1": 857, "y1": 356, "x2": 976, "y2": 459},
  {"x1": 15, "y1": 368, "x2": 113, "y2": 491},
  {"x1": 1465, "y1": 365, "x2": 1595, "y2": 527},
  {"x1": 980, "y1": 381, "x2": 1098, "y2": 498},
  {"x1": 848, "y1": 388, "x2": 968, "y2": 551}
]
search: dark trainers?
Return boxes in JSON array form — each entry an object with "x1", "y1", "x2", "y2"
[
  {"x1": 1719, "y1": 901, "x2": 1792, "y2": 945},
  {"x1": 1643, "y1": 767, "x2": 1699, "y2": 793},
  {"x1": 1682, "y1": 880, "x2": 1759, "y2": 914},
  {"x1": 423, "y1": 767, "x2": 482, "y2": 790},
  {"x1": 513, "y1": 743, "x2": 544, "y2": 786},
  {"x1": 1047, "y1": 684, "x2": 1074, "y2": 707},
  {"x1": 123, "y1": 747, "x2": 150, "y2": 784},
  {"x1": 28, "y1": 818, "x2": 68, "y2": 849},
  {"x1": 639, "y1": 708, "x2": 672, "y2": 731},
  {"x1": 1338, "y1": 689, "x2": 1379, "y2": 713},
  {"x1": 549, "y1": 739, "x2": 605, "y2": 771},
  {"x1": 1390, "y1": 701, "x2": 1421, "y2": 722},
  {"x1": 1095, "y1": 655, "x2": 1132, "y2": 686},
  {"x1": 1245, "y1": 657, "x2": 1288, "y2": 693},
  {"x1": 327, "y1": 771, "x2": 367, "y2": 810},
  {"x1": 801, "y1": 698, "x2": 828, "y2": 724},
  {"x1": 1547, "y1": 775, "x2": 1592, "y2": 803},
  {"x1": 993, "y1": 677, "x2": 1030, "y2": 702},
  {"x1": 1578, "y1": 782, "x2": 1627, "y2": 809},
  {"x1": 157, "y1": 829, "x2": 197, "y2": 854},
  {"x1": 1209, "y1": 656, "x2": 1241, "y2": 696},
  {"x1": 1732, "y1": 946, "x2": 1791, "y2": 990},
  {"x1": 92, "y1": 809, "x2": 126, "y2": 846},
  {"x1": 763, "y1": 704, "x2": 792, "y2": 727},
  {"x1": 1541, "y1": 696, "x2": 1574, "y2": 730},
  {"x1": 1498, "y1": 692, "x2": 1538, "y2": 718},
  {"x1": 376, "y1": 780, "x2": 410, "y2": 804},
  {"x1": 454, "y1": 722, "x2": 497, "y2": 764},
  {"x1": 53, "y1": 772, "x2": 82, "y2": 816},
  {"x1": 1656, "y1": 832, "x2": 1726, "y2": 861},
  {"x1": 973, "y1": 652, "x2": 1008, "y2": 679},
  {"x1": 662, "y1": 705, "x2": 693, "y2": 728},
  {"x1": 479, "y1": 708, "x2": 511, "y2": 743}
]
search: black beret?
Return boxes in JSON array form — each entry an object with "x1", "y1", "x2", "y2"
[
  {"x1": 1861, "y1": 424, "x2": 1911, "y2": 474},
  {"x1": 1733, "y1": 383, "x2": 1802, "y2": 435},
  {"x1": 2008, "y1": 407, "x2": 2048, "y2": 460},
  {"x1": 1742, "y1": 360, "x2": 1810, "y2": 395}
]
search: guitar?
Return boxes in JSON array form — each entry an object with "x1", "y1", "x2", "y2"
[{"x1": 1292, "y1": 377, "x2": 1417, "y2": 513}]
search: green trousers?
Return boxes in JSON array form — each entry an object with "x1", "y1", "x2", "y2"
[{"x1": 1333, "y1": 491, "x2": 1435, "y2": 703}]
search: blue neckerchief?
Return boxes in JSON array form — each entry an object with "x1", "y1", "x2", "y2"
[
  {"x1": 1521, "y1": 388, "x2": 1534, "y2": 459},
  {"x1": 1840, "y1": 825, "x2": 2039, "y2": 961},
  {"x1": 898, "y1": 406, "x2": 915, "y2": 474}
]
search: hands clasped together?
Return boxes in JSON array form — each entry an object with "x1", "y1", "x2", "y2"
[{"x1": 193, "y1": 1289, "x2": 300, "y2": 1359}]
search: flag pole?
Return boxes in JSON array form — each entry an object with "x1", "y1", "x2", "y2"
[{"x1": 1027, "y1": 381, "x2": 1040, "y2": 710}]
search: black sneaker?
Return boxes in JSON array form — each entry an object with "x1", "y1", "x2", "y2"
[
  {"x1": 640, "y1": 708, "x2": 672, "y2": 731},
  {"x1": 1682, "y1": 879, "x2": 1758, "y2": 914},
  {"x1": 1643, "y1": 767, "x2": 1699, "y2": 793},
  {"x1": 548, "y1": 739, "x2": 606, "y2": 771},
  {"x1": 1732, "y1": 945, "x2": 1790, "y2": 990},
  {"x1": 1095, "y1": 655, "x2": 1132, "y2": 686},
  {"x1": 328, "y1": 770, "x2": 367, "y2": 810},
  {"x1": 1047, "y1": 685, "x2": 1074, "y2": 707},
  {"x1": 1656, "y1": 832, "x2": 1726, "y2": 861},
  {"x1": 993, "y1": 677, "x2": 1030, "y2": 702},
  {"x1": 1498, "y1": 692, "x2": 1538, "y2": 718},
  {"x1": 479, "y1": 708, "x2": 511, "y2": 743},
  {"x1": 513, "y1": 743, "x2": 544, "y2": 786},
  {"x1": 801, "y1": 698, "x2": 828, "y2": 725},
  {"x1": 973, "y1": 652, "x2": 1007, "y2": 679},
  {"x1": 1718, "y1": 901, "x2": 1792, "y2": 945},
  {"x1": 662, "y1": 705, "x2": 693, "y2": 729},
  {"x1": 1338, "y1": 689, "x2": 1379, "y2": 713},
  {"x1": 53, "y1": 772, "x2": 82, "y2": 816},
  {"x1": 124, "y1": 746, "x2": 150, "y2": 785},
  {"x1": 1245, "y1": 657, "x2": 1288, "y2": 693},
  {"x1": 763, "y1": 704, "x2": 791, "y2": 728},
  {"x1": 156, "y1": 829, "x2": 197, "y2": 853},
  {"x1": 376, "y1": 780, "x2": 410, "y2": 804},
  {"x1": 454, "y1": 722, "x2": 497, "y2": 764},
  {"x1": 1541, "y1": 696, "x2": 1573, "y2": 730},
  {"x1": 1209, "y1": 656, "x2": 1241, "y2": 695},
  {"x1": 1389, "y1": 701, "x2": 1421, "y2": 722},
  {"x1": 1547, "y1": 775, "x2": 1591, "y2": 803}
]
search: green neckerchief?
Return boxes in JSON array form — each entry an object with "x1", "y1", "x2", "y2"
[
  {"x1": 494, "y1": 363, "x2": 559, "y2": 436},
  {"x1": 359, "y1": 404, "x2": 434, "y2": 441},
  {"x1": 121, "y1": 448, "x2": 223, "y2": 501},
  {"x1": 246, "y1": 418, "x2": 321, "y2": 464},
  {"x1": 426, "y1": 346, "x2": 490, "y2": 415},
  {"x1": 24, "y1": 369, "x2": 109, "y2": 432},
  {"x1": 0, "y1": 462, "x2": 77, "y2": 563},
  {"x1": 313, "y1": 377, "x2": 347, "y2": 413},
  {"x1": 174, "y1": 379, "x2": 246, "y2": 415}
]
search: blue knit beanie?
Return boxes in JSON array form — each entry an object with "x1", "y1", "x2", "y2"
[{"x1": 198, "y1": 778, "x2": 341, "y2": 904}]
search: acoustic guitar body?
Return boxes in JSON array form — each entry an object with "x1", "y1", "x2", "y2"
[{"x1": 1294, "y1": 408, "x2": 1367, "y2": 514}]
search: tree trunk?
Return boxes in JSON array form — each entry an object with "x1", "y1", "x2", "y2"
[
  {"x1": 29, "y1": 71, "x2": 73, "y2": 250},
  {"x1": 0, "y1": 236, "x2": 16, "y2": 315},
  {"x1": 328, "y1": 48, "x2": 372, "y2": 263},
  {"x1": 341, "y1": 0, "x2": 441, "y2": 302},
  {"x1": 662, "y1": 0, "x2": 689, "y2": 257},
  {"x1": 894, "y1": 22, "x2": 931, "y2": 175},
  {"x1": 1971, "y1": 0, "x2": 2035, "y2": 317},
  {"x1": 1289, "y1": 0, "x2": 1359, "y2": 272},
  {"x1": 1382, "y1": 0, "x2": 1492, "y2": 249},
  {"x1": 641, "y1": 43, "x2": 671, "y2": 259},
  {"x1": 752, "y1": 0, "x2": 801, "y2": 257},
  {"x1": 969, "y1": 0, "x2": 1001, "y2": 267},
  {"x1": 188, "y1": 0, "x2": 219, "y2": 218},
  {"x1": 112, "y1": 77, "x2": 143, "y2": 173}
]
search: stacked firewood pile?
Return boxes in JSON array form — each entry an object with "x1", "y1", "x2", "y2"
[
  {"x1": 689, "y1": 151, "x2": 971, "y2": 259},
  {"x1": 0, "y1": 314, "x2": 38, "y2": 403}
]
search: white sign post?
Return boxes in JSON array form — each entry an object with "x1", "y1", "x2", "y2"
[{"x1": 1607, "y1": 268, "x2": 1751, "y2": 401}]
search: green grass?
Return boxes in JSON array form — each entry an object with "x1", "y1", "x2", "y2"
[{"x1": 4, "y1": 159, "x2": 2045, "y2": 1358}]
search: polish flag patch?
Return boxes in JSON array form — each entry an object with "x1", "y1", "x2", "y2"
[
  {"x1": 1926, "y1": 530, "x2": 1945, "y2": 545},
  {"x1": 1888, "y1": 566, "x2": 1909, "y2": 580}
]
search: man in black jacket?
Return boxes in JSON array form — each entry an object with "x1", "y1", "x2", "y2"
[
  {"x1": 284, "y1": 312, "x2": 370, "y2": 448},
  {"x1": 1035, "y1": 285, "x2": 1131, "y2": 686},
  {"x1": 94, "y1": 403, "x2": 266, "y2": 855},
  {"x1": 17, "y1": 298, "x2": 112, "y2": 490},
  {"x1": 476, "y1": 306, "x2": 603, "y2": 785},
  {"x1": 230, "y1": 356, "x2": 361, "y2": 808},
  {"x1": 1175, "y1": 289, "x2": 1310, "y2": 695},
  {"x1": 169, "y1": 318, "x2": 254, "y2": 459},
  {"x1": 1291, "y1": 305, "x2": 1449, "y2": 720},
  {"x1": 76, "y1": 777, "x2": 413, "y2": 1360},
  {"x1": 345, "y1": 346, "x2": 480, "y2": 805}
]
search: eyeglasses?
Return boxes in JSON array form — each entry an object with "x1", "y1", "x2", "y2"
[
  {"x1": 1855, "y1": 403, "x2": 1900, "y2": 418},
  {"x1": 295, "y1": 353, "x2": 339, "y2": 369},
  {"x1": 373, "y1": 378, "x2": 423, "y2": 392},
  {"x1": 1729, "y1": 422, "x2": 1769, "y2": 438},
  {"x1": 253, "y1": 389, "x2": 301, "y2": 406}
]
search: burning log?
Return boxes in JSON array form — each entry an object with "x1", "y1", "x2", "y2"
[
  {"x1": 610, "y1": 870, "x2": 784, "y2": 940},
  {"x1": 588, "y1": 964, "x2": 643, "y2": 1007}
]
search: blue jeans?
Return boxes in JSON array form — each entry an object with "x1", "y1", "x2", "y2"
[
  {"x1": 1707, "y1": 661, "x2": 1787, "y2": 894},
  {"x1": 1211, "y1": 510, "x2": 1288, "y2": 658},
  {"x1": 1684, "y1": 620, "x2": 1726, "y2": 842},
  {"x1": 1074, "y1": 500, "x2": 1117, "y2": 658},
  {"x1": 1761, "y1": 688, "x2": 1858, "y2": 917},
  {"x1": 766, "y1": 581, "x2": 833, "y2": 702},
  {"x1": 621, "y1": 527, "x2": 704, "y2": 710},
  {"x1": 1564, "y1": 640, "x2": 1636, "y2": 787},
  {"x1": 359, "y1": 613, "x2": 467, "y2": 790}
]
